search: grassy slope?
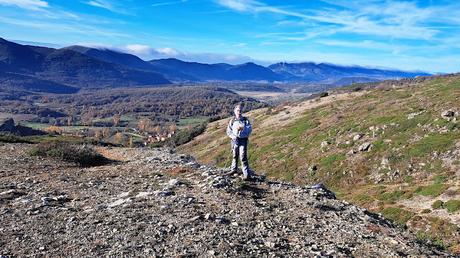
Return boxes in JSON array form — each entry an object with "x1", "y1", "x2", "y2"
[{"x1": 179, "y1": 75, "x2": 460, "y2": 251}]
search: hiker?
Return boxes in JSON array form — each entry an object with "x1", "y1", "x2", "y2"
[{"x1": 226, "y1": 104, "x2": 253, "y2": 180}]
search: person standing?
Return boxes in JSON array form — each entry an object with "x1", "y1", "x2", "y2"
[{"x1": 226, "y1": 104, "x2": 253, "y2": 180}]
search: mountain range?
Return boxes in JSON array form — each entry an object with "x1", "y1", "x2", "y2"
[{"x1": 0, "y1": 38, "x2": 431, "y2": 94}]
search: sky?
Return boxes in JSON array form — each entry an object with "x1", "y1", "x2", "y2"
[{"x1": 0, "y1": 0, "x2": 459, "y2": 73}]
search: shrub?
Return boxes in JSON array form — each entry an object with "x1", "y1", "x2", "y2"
[
  {"x1": 353, "y1": 194, "x2": 373, "y2": 205},
  {"x1": 444, "y1": 200, "x2": 460, "y2": 213},
  {"x1": 378, "y1": 190, "x2": 405, "y2": 203},
  {"x1": 404, "y1": 175, "x2": 414, "y2": 184},
  {"x1": 29, "y1": 142, "x2": 110, "y2": 167},
  {"x1": 0, "y1": 133, "x2": 32, "y2": 143},
  {"x1": 433, "y1": 175, "x2": 447, "y2": 184},
  {"x1": 415, "y1": 184, "x2": 448, "y2": 197},
  {"x1": 381, "y1": 206, "x2": 415, "y2": 227},
  {"x1": 416, "y1": 231, "x2": 447, "y2": 250},
  {"x1": 166, "y1": 122, "x2": 207, "y2": 147},
  {"x1": 421, "y1": 209, "x2": 432, "y2": 214},
  {"x1": 432, "y1": 200, "x2": 444, "y2": 210},
  {"x1": 319, "y1": 92, "x2": 329, "y2": 98}
]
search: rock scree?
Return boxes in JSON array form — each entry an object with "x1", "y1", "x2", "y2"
[{"x1": 0, "y1": 143, "x2": 454, "y2": 257}]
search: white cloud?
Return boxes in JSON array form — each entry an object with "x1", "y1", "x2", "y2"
[
  {"x1": 233, "y1": 43, "x2": 247, "y2": 47},
  {"x1": 0, "y1": 0, "x2": 48, "y2": 10},
  {"x1": 216, "y1": 0, "x2": 459, "y2": 40},
  {"x1": 86, "y1": 0, "x2": 129, "y2": 14},
  {"x1": 125, "y1": 44, "x2": 153, "y2": 56},
  {"x1": 121, "y1": 44, "x2": 256, "y2": 64},
  {"x1": 156, "y1": 47, "x2": 180, "y2": 56},
  {"x1": 216, "y1": 0, "x2": 257, "y2": 12},
  {"x1": 87, "y1": 0, "x2": 114, "y2": 11},
  {"x1": 151, "y1": 0, "x2": 187, "y2": 8},
  {"x1": 124, "y1": 44, "x2": 182, "y2": 59},
  {"x1": 0, "y1": 16, "x2": 129, "y2": 38}
]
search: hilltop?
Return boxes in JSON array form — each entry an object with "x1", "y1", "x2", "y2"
[
  {"x1": 0, "y1": 143, "x2": 452, "y2": 257},
  {"x1": 179, "y1": 74, "x2": 460, "y2": 251}
]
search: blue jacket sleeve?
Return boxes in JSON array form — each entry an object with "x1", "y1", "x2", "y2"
[{"x1": 238, "y1": 118, "x2": 252, "y2": 138}]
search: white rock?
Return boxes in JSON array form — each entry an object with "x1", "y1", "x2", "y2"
[
  {"x1": 108, "y1": 198, "x2": 131, "y2": 208},
  {"x1": 353, "y1": 134, "x2": 363, "y2": 141},
  {"x1": 135, "y1": 192, "x2": 153, "y2": 198}
]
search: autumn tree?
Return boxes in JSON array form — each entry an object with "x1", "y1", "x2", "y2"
[
  {"x1": 152, "y1": 125, "x2": 161, "y2": 135},
  {"x1": 94, "y1": 129, "x2": 102, "y2": 140},
  {"x1": 168, "y1": 123, "x2": 177, "y2": 133},
  {"x1": 128, "y1": 136, "x2": 134, "y2": 148},
  {"x1": 113, "y1": 113, "x2": 121, "y2": 127},
  {"x1": 102, "y1": 127, "x2": 111, "y2": 139},
  {"x1": 114, "y1": 132, "x2": 124, "y2": 145},
  {"x1": 138, "y1": 118, "x2": 152, "y2": 132},
  {"x1": 82, "y1": 108, "x2": 96, "y2": 126},
  {"x1": 45, "y1": 125, "x2": 62, "y2": 134}
]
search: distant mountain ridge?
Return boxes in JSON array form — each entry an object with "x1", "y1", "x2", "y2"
[
  {"x1": 0, "y1": 38, "x2": 170, "y2": 93},
  {"x1": 268, "y1": 62, "x2": 429, "y2": 83},
  {"x1": 0, "y1": 38, "x2": 431, "y2": 93}
]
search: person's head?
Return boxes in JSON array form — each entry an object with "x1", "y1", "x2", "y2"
[{"x1": 234, "y1": 104, "x2": 243, "y2": 118}]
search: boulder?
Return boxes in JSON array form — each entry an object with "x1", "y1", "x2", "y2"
[
  {"x1": 441, "y1": 110, "x2": 456, "y2": 121},
  {"x1": 353, "y1": 134, "x2": 364, "y2": 141},
  {"x1": 358, "y1": 142, "x2": 372, "y2": 152}
]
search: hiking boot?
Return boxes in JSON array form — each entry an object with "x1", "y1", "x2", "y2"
[
  {"x1": 229, "y1": 170, "x2": 238, "y2": 176},
  {"x1": 241, "y1": 174, "x2": 253, "y2": 181}
]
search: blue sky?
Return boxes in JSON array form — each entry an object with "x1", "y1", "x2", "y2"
[{"x1": 0, "y1": 0, "x2": 459, "y2": 73}]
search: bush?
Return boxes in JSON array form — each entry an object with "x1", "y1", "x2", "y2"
[
  {"x1": 378, "y1": 190, "x2": 405, "y2": 203},
  {"x1": 166, "y1": 122, "x2": 207, "y2": 147},
  {"x1": 29, "y1": 142, "x2": 110, "y2": 167},
  {"x1": 0, "y1": 133, "x2": 32, "y2": 143},
  {"x1": 415, "y1": 184, "x2": 448, "y2": 197},
  {"x1": 434, "y1": 175, "x2": 447, "y2": 184},
  {"x1": 432, "y1": 200, "x2": 444, "y2": 210},
  {"x1": 444, "y1": 200, "x2": 460, "y2": 213},
  {"x1": 381, "y1": 206, "x2": 415, "y2": 227}
]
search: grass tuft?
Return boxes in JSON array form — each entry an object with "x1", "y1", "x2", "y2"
[
  {"x1": 432, "y1": 200, "x2": 444, "y2": 210},
  {"x1": 444, "y1": 200, "x2": 460, "y2": 213}
]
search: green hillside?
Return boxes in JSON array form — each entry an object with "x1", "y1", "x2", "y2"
[{"x1": 179, "y1": 75, "x2": 460, "y2": 252}]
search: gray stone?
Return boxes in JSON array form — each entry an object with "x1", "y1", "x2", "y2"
[
  {"x1": 358, "y1": 142, "x2": 372, "y2": 152},
  {"x1": 353, "y1": 134, "x2": 364, "y2": 141}
]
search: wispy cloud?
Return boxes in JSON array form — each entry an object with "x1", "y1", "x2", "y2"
[
  {"x1": 151, "y1": 0, "x2": 187, "y2": 8},
  {"x1": 0, "y1": 0, "x2": 48, "y2": 11},
  {"x1": 216, "y1": 0, "x2": 458, "y2": 40},
  {"x1": 86, "y1": 0, "x2": 130, "y2": 14},
  {"x1": 0, "y1": 16, "x2": 129, "y2": 38},
  {"x1": 121, "y1": 43, "x2": 255, "y2": 64},
  {"x1": 87, "y1": 0, "x2": 113, "y2": 10},
  {"x1": 216, "y1": 0, "x2": 256, "y2": 12}
]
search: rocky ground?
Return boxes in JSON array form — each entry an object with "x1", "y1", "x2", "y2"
[{"x1": 0, "y1": 143, "x2": 454, "y2": 257}]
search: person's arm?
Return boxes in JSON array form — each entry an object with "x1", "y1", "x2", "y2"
[
  {"x1": 238, "y1": 118, "x2": 252, "y2": 138},
  {"x1": 226, "y1": 118, "x2": 237, "y2": 139}
]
